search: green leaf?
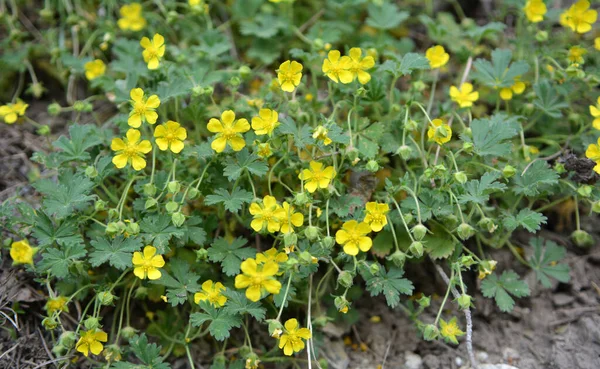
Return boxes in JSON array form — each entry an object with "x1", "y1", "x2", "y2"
[
  {"x1": 481, "y1": 270, "x2": 530, "y2": 312},
  {"x1": 528, "y1": 237, "x2": 570, "y2": 288},
  {"x1": 329, "y1": 194, "x2": 363, "y2": 218},
  {"x1": 462, "y1": 114, "x2": 519, "y2": 158},
  {"x1": 223, "y1": 149, "x2": 268, "y2": 182},
  {"x1": 363, "y1": 266, "x2": 414, "y2": 308},
  {"x1": 205, "y1": 188, "x2": 254, "y2": 213},
  {"x1": 207, "y1": 237, "x2": 256, "y2": 276},
  {"x1": 397, "y1": 53, "x2": 430, "y2": 76},
  {"x1": 140, "y1": 214, "x2": 185, "y2": 252},
  {"x1": 33, "y1": 171, "x2": 95, "y2": 219},
  {"x1": 32, "y1": 212, "x2": 83, "y2": 247},
  {"x1": 278, "y1": 117, "x2": 312, "y2": 149},
  {"x1": 222, "y1": 290, "x2": 266, "y2": 321},
  {"x1": 503, "y1": 208, "x2": 547, "y2": 233},
  {"x1": 458, "y1": 172, "x2": 507, "y2": 205},
  {"x1": 52, "y1": 124, "x2": 102, "y2": 162},
  {"x1": 38, "y1": 243, "x2": 87, "y2": 278},
  {"x1": 240, "y1": 14, "x2": 284, "y2": 38},
  {"x1": 153, "y1": 259, "x2": 200, "y2": 306},
  {"x1": 89, "y1": 236, "x2": 143, "y2": 270},
  {"x1": 190, "y1": 301, "x2": 242, "y2": 341},
  {"x1": 512, "y1": 161, "x2": 559, "y2": 196},
  {"x1": 472, "y1": 49, "x2": 529, "y2": 89},
  {"x1": 274, "y1": 283, "x2": 296, "y2": 308},
  {"x1": 366, "y1": 2, "x2": 409, "y2": 30},
  {"x1": 111, "y1": 334, "x2": 170, "y2": 369},
  {"x1": 425, "y1": 234, "x2": 456, "y2": 260},
  {"x1": 402, "y1": 189, "x2": 452, "y2": 222},
  {"x1": 533, "y1": 80, "x2": 569, "y2": 118},
  {"x1": 180, "y1": 216, "x2": 207, "y2": 246}
]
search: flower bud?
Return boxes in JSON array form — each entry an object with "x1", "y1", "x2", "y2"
[
  {"x1": 398, "y1": 145, "x2": 412, "y2": 160},
  {"x1": 145, "y1": 198, "x2": 157, "y2": 209},
  {"x1": 592, "y1": 201, "x2": 600, "y2": 213},
  {"x1": 423, "y1": 324, "x2": 439, "y2": 341},
  {"x1": 196, "y1": 248, "x2": 208, "y2": 261},
  {"x1": 59, "y1": 331, "x2": 77, "y2": 348},
  {"x1": 442, "y1": 214, "x2": 459, "y2": 229},
  {"x1": 167, "y1": 181, "x2": 181, "y2": 194},
  {"x1": 405, "y1": 119, "x2": 418, "y2": 131},
  {"x1": 165, "y1": 201, "x2": 179, "y2": 213},
  {"x1": 366, "y1": 160, "x2": 379, "y2": 172},
  {"x1": 321, "y1": 236, "x2": 335, "y2": 249},
  {"x1": 577, "y1": 185, "x2": 592, "y2": 198},
  {"x1": 95, "y1": 199, "x2": 107, "y2": 211},
  {"x1": 229, "y1": 76, "x2": 241, "y2": 88},
  {"x1": 346, "y1": 147, "x2": 359, "y2": 162},
  {"x1": 42, "y1": 317, "x2": 58, "y2": 330},
  {"x1": 284, "y1": 232, "x2": 298, "y2": 248},
  {"x1": 387, "y1": 250, "x2": 406, "y2": 268},
  {"x1": 554, "y1": 162, "x2": 566, "y2": 174},
  {"x1": 192, "y1": 86, "x2": 203, "y2": 96},
  {"x1": 97, "y1": 291, "x2": 115, "y2": 306},
  {"x1": 187, "y1": 187, "x2": 200, "y2": 199},
  {"x1": 456, "y1": 223, "x2": 475, "y2": 240},
  {"x1": 30, "y1": 82, "x2": 45, "y2": 98},
  {"x1": 313, "y1": 38, "x2": 324, "y2": 50},
  {"x1": 105, "y1": 222, "x2": 120, "y2": 235},
  {"x1": 121, "y1": 326, "x2": 137, "y2": 339},
  {"x1": 413, "y1": 80, "x2": 426, "y2": 92},
  {"x1": 39, "y1": 8, "x2": 54, "y2": 22},
  {"x1": 83, "y1": 317, "x2": 100, "y2": 330},
  {"x1": 402, "y1": 213, "x2": 414, "y2": 226},
  {"x1": 294, "y1": 192, "x2": 310, "y2": 206},
  {"x1": 238, "y1": 65, "x2": 252, "y2": 79},
  {"x1": 337, "y1": 271, "x2": 354, "y2": 288},
  {"x1": 462, "y1": 141, "x2": 474, "y2": 153},
  {"x1": 84, "y1": 165, "x2": 98, "y2": 178},
  {"x1": 334, "y1": 296, "x2": 349, "y2": 313},
  {"x1": 417, "y1": 295, "x2": 431, "y2": 308},
  {"x1": 369, "y1": 262, "x2": 380, "y2": 275},
  {"x1": 47, "y1": 102, "x2": 62, "y2": 116},
  {"x1": 459, "y1": 255, "x2": 476, "y2": 268},
  {"x1": 134, "y1": 286, "x2": 148, "y2": 299},
  {"x1": 408, "y1": 241, "x2": 424, "y2": 258},
  {"x1": 104, "y1": 344, "x2": 122, "y2": 362},
  {"x1": 267, "y1": 319, "x2": 283, "y2": 338},
  {"x1": 172, "y1": 212, "x2": 186, "y2": 227},
  {"x1": 245, "y1": 353, "x2": 260, "y2": 369},
  {"x1": 477, "y1": 217, "x2": 497, "y2": 233},
  {"x1": 535, "y1": 30, "x2": 548, "y2": 42},
  {"x1": 502, "y1": 165, "x2": 516, "y2": 179},
  {"x1": 456, "y1": 294, "x2": 472, "y2": 309},
  {"x1": 52, "y1": 344, "x2": 66, "y2": 356},
  {"x1": 571, "y1": 230, "x2": 593, "y2": 248},
  {"x1": 126, "y1": 221, "x2": 140, "y2": 235},
  {"x1": 454, "y1": 171, "x2": 468, "y2": 184},
  {"x1": 304, "y1": 226, "x2": 319, "y2": 241},
  {"x1": 478, "y1": 260, "x2": 497, "y2": 279},
  {"x1": 411, "y1": 223, "x2": 428, "y2": 241},
  {"x1": 143, "y1": 183, "x2": 157, "y2": 196}
]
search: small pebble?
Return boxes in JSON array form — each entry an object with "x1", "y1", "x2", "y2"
[
  {"x1": 404, "y1": 351, "x2": 423, "y2": 369},
  {"x1": 455, "y1": 357, "x2": 463, "y2": 366},
  {"x1": 476, "y1": 351, "x2": 489, "y2": 362}
]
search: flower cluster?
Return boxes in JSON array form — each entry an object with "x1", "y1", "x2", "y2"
[
  {"x1": 322, "y1": 48, "x2": 375, "y2": 84},
  {"x1": 249, "y1": 196, "x2": 304, "y2": 234}
]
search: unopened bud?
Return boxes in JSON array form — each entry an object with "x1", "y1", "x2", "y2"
[
  {"x1": 456, "y1": 223, "x2": 475, "y2": 240},
  {"x1": 571, "y1": 230, "x2": 593, "y2": 248}
]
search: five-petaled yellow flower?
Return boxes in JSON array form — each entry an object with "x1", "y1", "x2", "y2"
[
  {"x1": 439, "y1": 317, "x2": 465, "y2": 345},
  {"x1": 251, "y1": 108, "x2": 279, "y2": 136},
  {"x1": 585, "y1": 137, "x2": 600, "y2": 174},
  {"x1": 111, "y1": 129, "x2": 152, "y2": 170},
  {"x1": 0, "y1": 99, "x2": 28, "y2": 124},
  {"x1": 568, "y1": 46, "x2": 587, "y2": 64},
  {"x1": 589, "y1": 97, "x2": 600, "y2": 130},
  {"x1": 249, "y1": 195, "x2": 285, "y2": 233},
  {"x1": 322, "y1": 50, "x2": 352, "y2": 84},
  {"x1": 279, "y1": 202, "x2": 304, "y2": 233},
  {"x1": 363, "y1": 202, "x2": 390, "y2": 232},
  {"x1": 207, "y1": 110, "x2": 250, "y2": 153},
  {"x1": 45, "y1": 296, "x2": 69, "y2": 314},
  {"x1": 194, "y1": 280, "x2": 227, "y2": 307},
  {"x1": 141, "y1": 33, "x2": 166, "y2": 70},
  {"x1": 277, "y1": 60, "x2": 303, "y2": 92},
  {"x1": 313, "y1": 125, "x2": 332, "y2": 145},
  {"x1": 118, "y1": 3, "x2": 146, "y2": 31},
  {"x1": 235, "y1": 258, "x2": 282, "y2": 302},
  {"x1": 10, "y1": 239, "x2": 36, "y2": 265},
  {"x1": 154, "y1": 120, "x2": 187, "y2": 153},
  {"x1": 279, "y1": 318, "x2": 312, "y2": 356},
  {"x1": 84, "y1": 59, "x2": 106, "y2": 80},
  {"x1": 425, "y1": 45, "x2": 450, "y2": 69},
  {"x1": 298, "y1": 161, "x2": 336, "y2": 193},
  {"x1": 523, "y1": 0, "x2": 547, "y2": 23},
  {"x1": 427, "y1": 118, "x2": 452, "y2": 145},
  {"x1": 449, "y1": 83, "x2": 479, "y2": 108},
  {"x1": 76, "y1": 329, "x2": 108, "y2": 357},
  {"x1": 128, "y1": 88, "x2": 160, "y2": 128},
  {"x1": 559, "y1": 0, "x2": 597, "y2": 34},
  {"x1": 499, "y1": 77, "x2": 526, "y2": 101},
  {"x1": 335, "y1": 220, "x2": 373, "y2": 256},
  {"x1": 256, "y1": 248, "x2": 288, "y2": 264},
  {"x1": 132, "y1": 245, "x2": 165, "y2": 280},
  {"x1": 347, "y1": 48, "x2": 375, "y2": 84}
]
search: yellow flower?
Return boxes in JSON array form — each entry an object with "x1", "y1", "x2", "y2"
[
  {"x1": 246, "y1": 98, "x2": 264, "y2": 108},
  {"x1": 256, "y1": 142, "x2": 272, "y2": 158},
  {"x1": 141, "y1": 33, "x2": 166, "y2": 70},
  {"x1": 132, "y1": 245, "x2": 165, "y2": 280},
  {"x1": 523, "y1": 0, "x2": 547, "y2": 23},
  {"x1": 251, "y1": 108, "x2": 279, "y2": 136},
  {"x1": 335, "y1": 220, "x2": 373, "y2": 256},
  {"x1": 339, "y1": 305, "x2": 349, "y2": 314},
  {"x1": 111, "y1": 129, "x2": 152, "y2": 170},
  {"x1": 478, "y1": 260, "x2": 497, "y2": 280},
  {"x1": 298, "y1": 161, "x2": 336, "y2": 193},
  {"x1": 207, "y1": 110, "x2": 250, "y2": 153},
  {"x1": 568, "y1": 46, "x2": 587, "y2": 64},
  {"x1": 322, "y1": 50, "x2": 352, "y2": 84},
  {"x1": 595, "y1": 37, "x2": 600, "y2": 51},
  {"x1": 585, "y1": 137, "x2": 600, "y2": 174},
  {"x1": 278, "y1": 318, "x2": 311, "y2": 356},
  {"x1": 427, "y1": 118, "x2": 452, "y2": 145},
  {"x1": 45, "y1": 296, "x2": 69, "y2": 314},
  {"x1": 425, "y1": 45, "x2": 450, "y2": 69},
  {"x1": 499, "y1": 77, "x2": 526, "y2": 101},
  {"x1": 589, "y1": 97, "x2": 600, "y2": 130},
  {"x1": 277, "y1": 60, "x2": 303, "y2": 92},
  {"x1": 560, "y1": 0, "x2": 597, "y2": 34},
  {"x1": 0, "y1": 99, "x2": 28, "y2": 124},
  {"x1": 234, "y1": 258, "x2": 282, "y2": 302},
  {"x1": 313, "y1": 125, "x2": 332, "y2": 145},
  {"x1": 439, "y1": 317, "x2": 465, "y2": 345},
  {"x1": 76, "y1": 329, "x2": 108, "y2": 357},
  {"x1": 347, "y1": 48, "x2": 375, "y2": 84},
  {"x1": 194, "y1": 280, "x2": 227, "y2": 307},
  {"x1": 84, "y1": 59, "x2": 106, "y2": 80},
  {"x1": 154, "y1": 120, "x2": 187, "y2": 153},
  {"x1": 127, "y1": 88, "x2": 160, "y2": 128},
  {"x1": 279, "y1": 202, "x2": 304, "y2": 233},
  {"x1": 256, "y1": 248, "x2": 288, "y2": 264},
  {"x1": 117, "y1": 3, "x2": 146, "y2": 31},
  {"x1": 449, "y1": 83, "x2": 479, "y2": 108},
  {"x1": 363, "y1": 202, "x2": 390, "y2": 232},
  {"x1": 10, "y1": 239, "x2": 36, "y2": 265},
  {"x1": 249, "y1": 195, "x2": 285, "y2": 233}
]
